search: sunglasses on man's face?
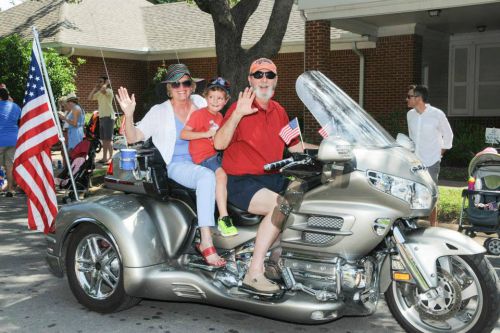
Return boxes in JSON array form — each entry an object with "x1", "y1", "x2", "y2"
[
  {"x1": 250, "y1": 71, "x2": 277, "y2": 80},
  {"x1": 171, "y1": 80, "x2": 193, "y2": 89}
]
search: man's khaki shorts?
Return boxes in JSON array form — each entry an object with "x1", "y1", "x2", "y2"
[{"x1": 0, "y1": 146, "x2": 16, "y2": 169}]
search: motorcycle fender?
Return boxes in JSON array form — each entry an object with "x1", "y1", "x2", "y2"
[
  {"x1": 402, "y1": 227, "x2": 486, "y2": 287},
  {"x1": 54, "y1": 194, "x2": 196, "y2": 268}
]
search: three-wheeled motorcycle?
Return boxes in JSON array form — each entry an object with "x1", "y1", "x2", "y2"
[{"x1": 46, "y1": 71, "x2": 500, "y2": 332}]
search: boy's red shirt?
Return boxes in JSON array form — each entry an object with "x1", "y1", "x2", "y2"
[{"x1": 185, "y1": 107, "x2": 223, "y2": 164}]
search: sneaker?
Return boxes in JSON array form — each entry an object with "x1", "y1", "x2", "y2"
[
  {"x1": 5, "y1": 192, "x2": 13, "y2": 198},
  {"x1": 217, "y1": 216, "x2": 238, "y2": 237},
  {"x1": 242, "y1": 273, "x2": 280, "y2": 293}
]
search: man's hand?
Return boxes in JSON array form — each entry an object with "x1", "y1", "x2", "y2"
[
  {"x1": 116, "y1": 87, "x2": 136, "y2": 118},
  {"x1": 235, "y1": 87, "x2": 258, "y2": 117}
]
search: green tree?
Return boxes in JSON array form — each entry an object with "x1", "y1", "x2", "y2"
[{"x1": 0, "y1": 34, "x2": 84, "y2": 105}]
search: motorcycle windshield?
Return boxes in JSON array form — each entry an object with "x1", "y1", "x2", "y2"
[{"x1": 296, "y1": 71, "x2": 397, "y2": 148}]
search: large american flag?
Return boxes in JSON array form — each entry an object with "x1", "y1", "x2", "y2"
[
  {"x1": 13, "y1": 39, "x2": 59, "y2": 234},
  {"x1": 279, "y1": 117, "x2": 300, "y2": 145}
]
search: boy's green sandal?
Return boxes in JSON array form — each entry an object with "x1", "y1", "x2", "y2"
[{"x1": 218, "y1": 216, "x2": 238, "y2": 237}]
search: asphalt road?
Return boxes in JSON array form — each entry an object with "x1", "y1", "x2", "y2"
[{"x1": 0, "y1": 194, "x2": 499, "y2": 333}]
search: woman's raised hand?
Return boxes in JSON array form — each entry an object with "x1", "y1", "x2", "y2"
[
  {"x1": 235, "y1": 87, "x2": 257, "y2": 117},
  {"x1": 116, "y1": 87, "x2": 136, "y2": 118}
]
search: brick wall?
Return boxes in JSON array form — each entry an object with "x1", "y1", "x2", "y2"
[
  {"x1": 71, "y1": 56, "x2": 148, "y2": 121},
  {"x1": 304, "y1": 20, "x2": 331, "y2": 141},
  {"x1": 71, "y1": 35, "x2": 498, "y2": 144}
]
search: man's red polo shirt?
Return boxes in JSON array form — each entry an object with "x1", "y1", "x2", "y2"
[{"x1": 221, "y1": 99, "x2": 299, "y2": 175}]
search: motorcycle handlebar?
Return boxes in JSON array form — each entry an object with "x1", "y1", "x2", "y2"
[{"x1": 263, "y1": 157, "x2": 294, "y2": 171}]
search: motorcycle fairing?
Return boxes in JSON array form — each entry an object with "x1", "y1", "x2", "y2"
[{"x1": 402, "y1": 227, "x2": 485, "y2": 287}]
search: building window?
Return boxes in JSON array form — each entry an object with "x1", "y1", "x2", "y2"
[{"x1": 449, "y1": 35, "x2": 500, "y2": 117}]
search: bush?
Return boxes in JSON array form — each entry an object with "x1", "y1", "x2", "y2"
[
  {"x1": 441, "y1": 121, "x2": 488, "y2": 168},
  {"x1": 0, "y1": 34, "x2": 84, "y2": 105}
]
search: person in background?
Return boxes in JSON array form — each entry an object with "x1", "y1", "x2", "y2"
[
  {"x1": 0, "y1": 87, "x2": 21, "y2": 197},
  {"x1": 181, "y1": 77, "x2": 238, "y2": 237},
  {"x1": 214, "y1": 58, "x2": 316, "y2": 293},
  {"x1": 59, "y1": 93, "x2": 85, "y2": 152},
  {"x1": 88, "y1": 76, "x2": 115, "y2": 164},
  {"x1": 116, "y1": 64, "x2": 225, "y2": 267},
  {"x1": 406, "y1": 84, "x2": 453, "y2": 226},
  {"x1": 0, "y1": 83, "x2": 13, "y2": 102}
]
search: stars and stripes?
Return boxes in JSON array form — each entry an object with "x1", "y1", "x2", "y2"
[
  {"x1": 318, "y1": 122, "x2": 332, "y2": 139},
  {"x1": 279, "y1": 117, "x2": 300, "y2": 145},
  {"x1": 13, "y1": 39, "x2": 59, "y2": 234}
]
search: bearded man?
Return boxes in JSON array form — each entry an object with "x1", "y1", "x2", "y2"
[{"x1": 214, "y1": 58, "x2": 315, "y2": 293}]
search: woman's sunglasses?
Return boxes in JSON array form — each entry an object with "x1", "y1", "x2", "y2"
[
  {"x1": 250, "y1": 71, "x2": 277, "y2": 80},
  {"x1": 171, "y1": 80, "x2": 193, "y2": 89}
]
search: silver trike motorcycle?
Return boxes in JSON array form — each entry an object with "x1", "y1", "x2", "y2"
[{"x1": 46, "y1": 71, "x2": 500, "y2": 332}]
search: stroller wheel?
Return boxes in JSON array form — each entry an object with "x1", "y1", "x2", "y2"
[
  {"x1": 465, "y1": 229, "x2": 476, "y2": 238},
  {"x1": 62, "y1": 196, "x2": 73, "y2": 204},
  {"x1": 485, "y1": 238, "x2": 500, "y2": 255}
]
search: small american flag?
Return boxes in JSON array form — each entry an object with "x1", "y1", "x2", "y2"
[
  {"x1": 279, "y1": 118, "x2": 300, "y2": 145},
  {"x1": 318, "y1": 123, "x2": 332, "y2": 138},
  {"x1": 13, "y1": 39, "x2": 59, "y2": 233}
]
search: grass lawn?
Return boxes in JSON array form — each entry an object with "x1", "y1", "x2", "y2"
[{"x1": 438, "y1": 186, "x2": 465, "y2": 223}]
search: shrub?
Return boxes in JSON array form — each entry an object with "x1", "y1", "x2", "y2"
[
  {"x1": 0, "y1": 34, "x2": 84, "y2": 104},
  {"x1": 441, "y1": 120, "x2": 490, "y2": 168}
]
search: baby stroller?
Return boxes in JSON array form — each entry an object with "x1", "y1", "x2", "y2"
[
  {"x1": 54, "y1": 139, "x2": 98, "y2": 203},
  {"x1": 458, "y1": 147, "x2": 500, "y2": 254},
  {"x1": 85, "y1": 110, "x2": 102, "y2": 153}
]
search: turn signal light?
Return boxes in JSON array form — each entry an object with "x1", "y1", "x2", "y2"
[{"x1": 393, "y1": 272, "x2": 412, "y2": 281}]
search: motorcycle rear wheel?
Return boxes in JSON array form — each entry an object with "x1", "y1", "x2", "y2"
[
  {"x1": 385, "y1": 254, "x2": 499, "y2": 333},
  {"x1": 66, "y1": 224, "x2": 141, "y2": 313}
]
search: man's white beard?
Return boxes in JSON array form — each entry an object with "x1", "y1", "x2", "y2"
[{"x1": 254, "y1": 85, "x2": 274, "y2": 101}]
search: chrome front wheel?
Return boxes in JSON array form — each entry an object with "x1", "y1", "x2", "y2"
[
  {"x1": 66, "y1": 224, "x2": 140, "y2": 312},
  {"x1": 385, "y1": 255, "x2": 500, "y2": 333}
]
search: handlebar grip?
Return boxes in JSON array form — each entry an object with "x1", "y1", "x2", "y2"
[{"x1": 263, "y1": 157, "x2": 294, "y2": 171}]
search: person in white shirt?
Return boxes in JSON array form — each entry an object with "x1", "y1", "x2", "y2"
[{"x1": 406, "y1": 84, "x2": 453, "y2": 226}]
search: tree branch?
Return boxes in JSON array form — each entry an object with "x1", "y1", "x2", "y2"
[
  {"x1": 247, "y1": 0, "x2": 294, "y2": 59},
  {"x1": 231, "y1": 0, "x2": 260, "y2": 35},
  {"x1": 194, "y1": 0, "x2": 236, "y2": 32}
]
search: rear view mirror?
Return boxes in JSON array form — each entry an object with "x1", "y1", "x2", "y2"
[{"x1": 396, "y1": 133, "x2": 415, "y2": 152}]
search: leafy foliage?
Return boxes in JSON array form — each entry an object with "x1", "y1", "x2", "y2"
[
  {"x1": 0, "y1": 34, "x2": 85, "y2": 105},
  {"x1": 442, "y1": 120, "x2": 489, "y2": 168}
]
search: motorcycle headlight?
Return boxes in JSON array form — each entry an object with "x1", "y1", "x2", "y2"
[{"x1": 366, "y1": 170, "x2": 432, "y2": 209}]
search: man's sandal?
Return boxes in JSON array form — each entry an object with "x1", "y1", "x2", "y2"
[{"x1": 195, "y1": 243, "x2": 226, "y2": 267}]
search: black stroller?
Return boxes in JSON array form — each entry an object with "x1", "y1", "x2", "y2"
[
  {"x1": 458, "y1": 147, "x2": 500, "y2": 254},
  {"x1": 54, "y1": 139, "x2": 98, "y2": 203}
]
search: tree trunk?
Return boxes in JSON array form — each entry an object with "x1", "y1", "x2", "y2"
[{"x1": 195, "y1": 0, "x2": 294, "y2": 104}]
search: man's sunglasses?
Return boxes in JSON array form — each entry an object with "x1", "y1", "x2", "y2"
[
  {"x1": 171, "y1": 80, "x2": 193, "y2": 89},
  {"x1": 250, "y1": 71, "x2": 277, "y2": 80}
]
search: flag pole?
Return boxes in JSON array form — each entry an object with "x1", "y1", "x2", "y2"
[
  {"x1": 32, "y1": 27, "x2": 80, "y2": 202},
  {"x1": 296, "y1": 117, "x2": 305, "y2": 151}
]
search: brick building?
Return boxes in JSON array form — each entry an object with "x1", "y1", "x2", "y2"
[{"x1": 1, "y1": 0, "x2": 499, "y2": 143}]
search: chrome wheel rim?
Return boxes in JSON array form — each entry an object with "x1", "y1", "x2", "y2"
[
  {"x1": 74, "y1": 233, "x2": 120, "y2": 300},
  {"x1": 487, "y1": 239, "x2": 500, "y2": 255},
  {"x1": 392, "y1": 256, "x2": 483, "y2": 332}
]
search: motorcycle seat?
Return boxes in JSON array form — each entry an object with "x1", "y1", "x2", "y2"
[{"x1": 168, "y1": 179, "x2": 262, "y2": 226}]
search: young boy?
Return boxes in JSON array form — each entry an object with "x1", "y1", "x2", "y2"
[{"x1": 181, "y1": 77, "x2": 238, "y2": 237}]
